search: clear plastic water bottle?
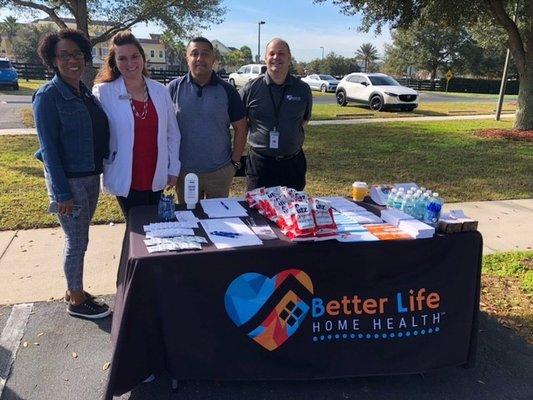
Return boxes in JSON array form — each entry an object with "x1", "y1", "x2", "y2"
[
  {"x1": 387, "y1": 188, "x2": 397, "y2": 208},
  {"x1": 415, "y1": 193, "x2": 429, "y2": 220},
  {"x1": 393, "y1": 190, "x2": 404, "y2": 209},
  {"x1": 158, "y1": 194, "x2": 175, "y2": 222},
  {"x1": 425, "y1": 193, "x2": 443, "y2": 226},
  {"x1": 402, "y1": 194, "x2": 415, "y2": 216}
]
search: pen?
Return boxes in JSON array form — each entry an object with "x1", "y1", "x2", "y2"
[
  {"x1": 210, "y1": 231, "x2": 241, "y2": 238},
  {"x1": 220, "y1": 201, "x2": 230, "y2": 210}
]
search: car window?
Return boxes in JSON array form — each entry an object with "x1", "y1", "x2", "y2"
[
  {"x1": 319, "y1": 75, "x2": 335, "y2": 80},
  {"x1": 243, "y1": 66, "x2": 251, "y2": 74},
  {"x1": 252, "y1": 66, "x2": 260, "y2": 74},
  {"x1": 368, "y1": 75, "x2": 400, "y2": 86},
  {"x1": 238, "y1": 67, "x2": 245, "y2": 73},
  {"x1": 346, "y1": 75, "x2": 359, "y2": 83},
  {"x1": 0, "y1": 60, "x2": 12, "y2": 69}
]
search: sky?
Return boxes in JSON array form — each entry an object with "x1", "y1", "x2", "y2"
[{"x1": 0, "y1": 0, "x2": 391, "y2": 62}]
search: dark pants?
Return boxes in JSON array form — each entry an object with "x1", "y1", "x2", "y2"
[
  {"x1": 117, "y1": 189, "x2": 162, "y2": 220},
  {"x1": 246, "y1": 148, "x2": 307, "y2": 191}
]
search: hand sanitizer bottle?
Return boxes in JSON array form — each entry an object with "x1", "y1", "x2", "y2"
[{"x1": 184, "y1": 173, "x2": 199, "y2": 210}]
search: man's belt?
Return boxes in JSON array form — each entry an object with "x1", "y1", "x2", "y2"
[{"x1": 251, "y1": 148, "x2": 302, "y2": 161}]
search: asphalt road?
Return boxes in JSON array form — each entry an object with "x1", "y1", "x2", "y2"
[
  {"x1": 312, "y1": 91, "x2": 513, "y2": 105},
  {"x1": 1, "y1": 298, "x2": 532, "y2": 399}
]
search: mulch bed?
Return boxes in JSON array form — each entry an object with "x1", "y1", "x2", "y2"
[{"x1": 476, "y1": 129, "x2": 533, "y2": 141}]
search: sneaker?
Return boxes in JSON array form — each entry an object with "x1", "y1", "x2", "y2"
[
  {"x1": 64, "y1": 291, "x2": 96, "y2": 303},
  {"x1": 67, "y1": 298, "x2": 111, "y2": 319}
]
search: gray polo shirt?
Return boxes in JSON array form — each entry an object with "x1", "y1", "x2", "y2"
[
  {"x1": 168, "y1": 72, "x2": 245, "y2": 173},
  {"x1": 240, "y1": 73, "x2": 312, "y2": 157}
]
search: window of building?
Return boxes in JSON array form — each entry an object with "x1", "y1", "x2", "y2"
[
  {"x1": 150, "y1": 50, "x2": 155, "y2": 58},
  {"x1": 91, "y1": 48, "x2": 96, "y2": 56},
  {"x1": 159, "y1": 50, "x2": 163, "y2": 58},
  {"x1": 103, "y1": 48, "x2": 109, "y2": 56}
]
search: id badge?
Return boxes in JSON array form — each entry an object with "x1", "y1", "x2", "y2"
[{"x1": 269, "y1": 130, "x2": 279, "y2": 149}]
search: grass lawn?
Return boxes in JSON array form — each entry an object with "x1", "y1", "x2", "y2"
[
  {"x1": 0, "y1": 79, "x2": 46, "y2": 96},
  {"x1": 312, "y1": 102, "x2": 517, "y2": 120},
  {"x1": 1, "y1": 118, "x2": 531, "y2": 230},
  {"x1": 481, "y1": 251, "x2": 533, "y2": 343},
  {"x1": 419, "y1": 90, "x2": 519, "y2": 100}
]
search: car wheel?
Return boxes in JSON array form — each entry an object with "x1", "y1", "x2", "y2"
[
  {"x1": 336, "y1": 90, "x2": 347, "y2": 106},
  {"x1": 13, "y1": 83, "x2": 19, "y2": 91},
  {"x1": 369, "y1": 95, "x2": 384, "y2": 111},
  {"x1": 229, "y1": 78, "x2": 236, "y2": 88},
  {"x1": 321, "y1": 84, "x2": 327, "y2": 93}
]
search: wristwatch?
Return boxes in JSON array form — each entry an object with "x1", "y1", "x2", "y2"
[{"x1": 231, "y1": 159, "x2": 241, "y2": 170}]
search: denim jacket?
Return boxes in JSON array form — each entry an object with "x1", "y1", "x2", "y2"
[{"x1": 33, "y1": 75, "x2": 105, "y2": 202}]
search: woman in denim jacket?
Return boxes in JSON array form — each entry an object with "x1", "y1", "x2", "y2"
[{"x1": 33, "y1": 29, "x2": 111, "y2": 319}]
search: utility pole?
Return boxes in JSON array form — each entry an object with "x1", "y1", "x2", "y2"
[{"x1": 257, "y1": 21, "x2": 265, "y2": 63}]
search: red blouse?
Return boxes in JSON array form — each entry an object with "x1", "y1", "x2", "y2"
[{"x1": 130, "y1": 98, "x2": 158, "y2": 191}]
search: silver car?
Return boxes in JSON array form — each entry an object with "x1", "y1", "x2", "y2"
[{"x1": 301, "y1": 74, "x2": 339, "y2": 93}]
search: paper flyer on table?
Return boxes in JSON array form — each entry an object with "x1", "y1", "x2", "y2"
[
  {"x1": 200, "y1": 198, "x2": 248, "y2": 218},
  {"x1": 200, "y1": 218, "x2": 262, "y2": 249}
]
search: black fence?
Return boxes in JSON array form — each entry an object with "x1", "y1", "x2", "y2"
[
  {"x1": 11, "y1": 63, "x2": 519, "y2": 95},
  {"x1": 12, "y1": 63, "x2": 228, "y2": 85},
  {"x1": 397, "y1": 77, "x2": 519, "y2": 95}
]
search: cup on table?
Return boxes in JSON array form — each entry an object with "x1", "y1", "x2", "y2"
[{"x1": 352, "y1": 181, "x2": 369, "y2": 201}]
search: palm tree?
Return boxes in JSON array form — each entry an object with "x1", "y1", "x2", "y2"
[
  {"x1": 355, "y1": 43, "x2": 379, "y2": 73},
  {"x1": 0, "y1": 16, "x2": 19, "y2": 56}
]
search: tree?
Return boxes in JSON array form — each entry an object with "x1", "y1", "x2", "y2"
[
  {"x1": 355, "y1": 43, "x2": 378, "y2": 73},
  {"x1": 160, "y1": 30, "x2": 186, "y2": 70},
  {"x1": 13, "y1": 24, "x2": 57, "y2": 64},
  {"x1": 0, "y1": 16, "x2": 19, "y2": 56},
  {"x1": 239, "y1": 46, "x2": 253, "y2": 64},
  {"x1": 382, "y1": 17, "x2": 471, "y2": 80},
  {"x1": 315, "y1": 0, "x2": 533, "y2": 130},
  {"x1": 0, "y1": 0, "x2": 225, "y2": 83}
]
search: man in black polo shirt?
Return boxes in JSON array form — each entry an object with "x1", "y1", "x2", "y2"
[{"x1": 240, "y1": 38, "x2": 312, "y2": 191}]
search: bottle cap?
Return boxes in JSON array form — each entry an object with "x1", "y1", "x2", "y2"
[{"x1": 352, "y1": 181, "x2": 367, "y2": 188}]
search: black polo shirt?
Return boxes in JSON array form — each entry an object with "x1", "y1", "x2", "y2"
[{"x1": 240, "y1": 73, "x2": 312, "y2": 157}]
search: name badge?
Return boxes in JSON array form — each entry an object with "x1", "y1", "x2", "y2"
[{"x1": 269, "y1": 130, "x2": 279, "y2": 149}]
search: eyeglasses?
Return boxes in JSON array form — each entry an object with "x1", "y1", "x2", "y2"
[{"x1": 56, "y1": 51, "x2": 85, "y2": 61}]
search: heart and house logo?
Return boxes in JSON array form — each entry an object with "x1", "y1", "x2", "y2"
[{"x1": 224, "y1": 269, "x2": 314, "y2": 351}]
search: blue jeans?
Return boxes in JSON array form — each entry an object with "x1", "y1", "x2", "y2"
[{"x1": 45, "y1": 173, "x2": 100, "y2": 292}]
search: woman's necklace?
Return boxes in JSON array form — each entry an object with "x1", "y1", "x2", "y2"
[{"x1": 128, "y1": 80, "x2": 150, "y2": 120}]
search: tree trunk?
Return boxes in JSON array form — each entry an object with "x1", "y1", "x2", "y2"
[{"x1": 514, "y1": 61, "x2": 533, "y2": 130}]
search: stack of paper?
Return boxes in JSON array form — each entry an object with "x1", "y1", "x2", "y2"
[
  {"x1": 320, "y1": 197, "x2": 383, "y2": 224},
  {"x1": 200, "y1": 198, "x2": 248, "y2": 218},
  {"x1": 398, "y1": 219, "x2": 435, "y2": 239},
  {"x1": 380, "y1": 209, "x2": 414, "y2": 226},
  {"x1": 174, "y1": 211, "x2": 200, "y2": 228},
  {"x1": 200, "y1": 218, "x2": 262, "y2": 249}
]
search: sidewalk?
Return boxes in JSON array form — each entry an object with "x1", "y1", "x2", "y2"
[
  {"x1": 0, "y1": 199, "x2": 531, "y2": 305},
  {"x1": 0, "y1": 113, "x2": 516, "y2": 136}
]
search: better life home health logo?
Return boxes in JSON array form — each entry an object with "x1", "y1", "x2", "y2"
[{"x1": 224, "y1": 269, "x2": 314, "y2": 351}]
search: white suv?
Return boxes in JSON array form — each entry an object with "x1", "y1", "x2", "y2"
[
  {"x1": 336, "y1": 73, "x2": 418, "y2": 111},
  {"x1": 229, "y1": 64, "x2": 267, "y2": 87}
]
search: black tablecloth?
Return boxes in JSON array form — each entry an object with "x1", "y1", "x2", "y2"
[{"x1": 104, "y1": 205, "x2": 482, "y2": 399}]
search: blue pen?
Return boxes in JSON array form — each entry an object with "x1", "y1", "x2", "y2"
[
  {"x1": 210, "y1": 231, "x2": 241, "y2": 238},
  {"x1": 220, "y1": 201, "x2": 230, "y2": 210}
]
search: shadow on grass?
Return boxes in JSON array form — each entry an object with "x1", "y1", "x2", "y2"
[
  {"x1": 337, "y1": 104, "x2": 449, "y2": 118},
  {"x1": 11, "y1": 165, "x2": 43, "y2": 178}
]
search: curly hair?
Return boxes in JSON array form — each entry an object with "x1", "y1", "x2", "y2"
[
  {"x1": 37, "y1": 28, "x2": 92, "y2": 71},
  {"x1": 94, "y1": 31, "x2": 149, "y2": 83}
]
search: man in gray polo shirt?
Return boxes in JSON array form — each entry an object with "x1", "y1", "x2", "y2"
[
  {"x1": 240, "y1": 38, "x2": 312, "y2": 191},
  {"x1": 168, "y1": 37, "x2": 247, "y2": 201}
]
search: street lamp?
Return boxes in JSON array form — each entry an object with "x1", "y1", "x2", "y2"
[
  {"x1": 320, "y1": 46, "x2": 324, "y2": 60},
  {"x1": 257, "y1": 21, "x2": 265, "y2": 63}
]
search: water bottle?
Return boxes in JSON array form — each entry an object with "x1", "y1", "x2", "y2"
[
  {"x1": 158, "y1": 194, "x2": 175, "y2": 222},
  {"x1": 387, "y1": 188, "x2": 397, "y2": 208},
  {"x1": 393, "y1": 190, "x2": 404, "y2": 209},
  {"x1": 402, "y1": 194, "x2": 415, "y2": 216},
  {"x1": 425, "y1": 193, "x2": 443, "y2": 226},
  {"x1": 414, "y1": 193, "x2": 429, "y2": 220}
]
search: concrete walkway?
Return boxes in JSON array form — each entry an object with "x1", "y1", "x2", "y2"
[
  {"x1": 0, "y1": 113, "x2": 516, "y2": 136},
  {"x1": 0, "y1": 199, "x2": 531, "y2": 305}
]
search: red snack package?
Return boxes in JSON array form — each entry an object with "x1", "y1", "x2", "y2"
[
  {"x1": 245, "y1": 187, "x2": 265, "y2": 208},
  {"x1": 311, "y1": 198, "x2": 338, "y2": 238},
  {"x1": 287, "y1": 201, "x2": 316, "y2": 239}
]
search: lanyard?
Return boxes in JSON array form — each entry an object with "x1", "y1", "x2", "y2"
[{"x1": 268, "y1": 84, "x2": 287, "y2": 131}]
